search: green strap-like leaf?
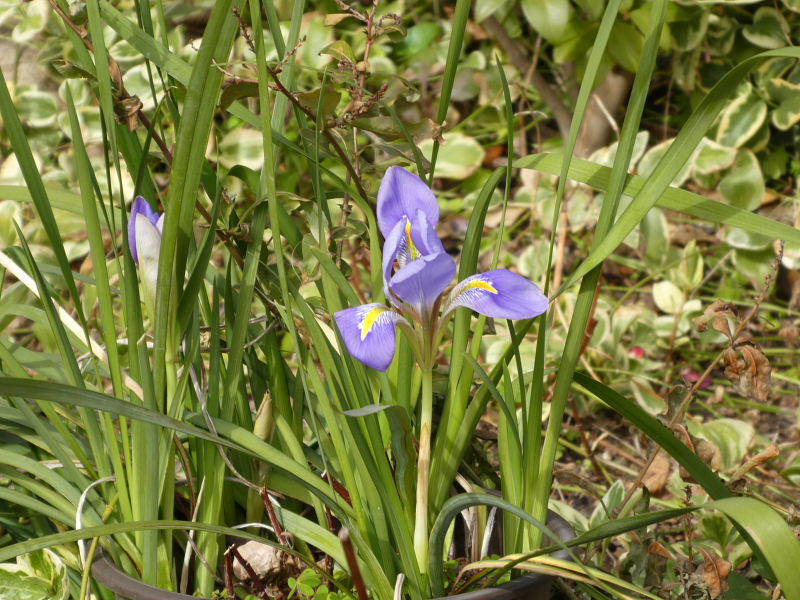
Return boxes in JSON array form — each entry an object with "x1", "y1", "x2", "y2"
[
  {"x1": 0, "y1": 520, "x2": 344, "y2": 579},
  {"x1": 555, "y1": 46, "x2": 800, "y2": 296},
  {"x1": 515, "y1": 153, "x2": 800, "y2": 245},
  {"x1": 0, "y1": 377, "x2": 343, "y2": 511},
  {"x1": 572, "y1": 372, "x2": 729, "y2": 497},
  {"x1": 427, "y1": 0, "x2": 471, "y2": 181}
]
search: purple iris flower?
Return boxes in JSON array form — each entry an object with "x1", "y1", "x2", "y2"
[{"x1": 334, "y1": 167, "x2": 549, "y2": 372}]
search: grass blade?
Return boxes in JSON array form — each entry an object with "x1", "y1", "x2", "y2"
[
  {"x1": 557, "y1": 47, "x2": 800, "y2": 296},
  {"x1": 427, "y1": 0, "x2": 471, "y2": 181},
  {"x1": 0, "y1": 59, "x2": 88, "y2": 334},
  {"x1": 515, "y1": 153, "x2": 800, "y2": 244},
  {"x1": 529, "y1": 0, "x2": 668, "y2": 547}
]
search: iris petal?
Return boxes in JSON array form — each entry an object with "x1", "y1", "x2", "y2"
[
  {"x1": 334, "y1": 303, "x2": 406, "y2": 371},
  {"x1": 409, "y1": 209, "x2": 446, "y2": 257},
  {"x1": 382, "y1": 219, "x2": 408, "y2": 290},
  {"x1": 382, "y1": 210, "x2": 447, "y2": 290},
  {"x1": 444, "y1": 269, "x2": 549, "y2": 320},
  {"x1": 135, "y1": 213, "x2": 162, "y2": 297},
  {"x1": 389, "y1": 252, "x2": 456, "y2": 313},
  {"x1": 377, "y1": 167, "x2": 439, "y2": 237},
  {"x1": 128, "y1": 196, "x2": 161, "y2": 265}
]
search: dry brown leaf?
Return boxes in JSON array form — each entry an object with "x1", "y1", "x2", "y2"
[
  {"x1": 670, "y1": 223, "x2": 719, "y2": 245},
  {"x1": 729, "y1": 442, "x2": 780, "y2": 482},
  {"x1": 696, "y1": 439, "x2": 722, "y2": 471},
  {"x1": 323, "y1": 13, "x2": 354, "y2": 26},
  {"x1": 482, "y1": 144, "x2": 505, "y2": 167},
  {"x1": 786, "y1": 268, "x2": 800, "y2": 311},
  {"x1": 723, "y1": 337, "x2": 772, "y2": 402},
  {"x1": 483, "y1": 205, "x2": 527, "y2": 229},
  {"x1": 647, "y1": 541, "x2": 673, "y2": 559},
  {"x1": 111, "y1": 96, "x2": 142, "y2": 131},
  {"x1": 642, "y1": 453, "x2": 672, "y2": 496},
  {"x1": 79, "y1": 255, "x2": 94, "y2": 276},
  {"x1": 693, "y1": 301, "x2": 738, "y2": 341},
  {"x1": 699, "y1": 547, "x2": 731, "y2": 599},
  {"x1": 779, "y1": 320, "x2": 800, "y2": 348},
  {"x1": 671, "y1": 425, "x2": 695, "y2": 451}
]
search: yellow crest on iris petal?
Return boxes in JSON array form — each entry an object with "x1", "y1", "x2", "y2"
[
  {"x1": 405, "y1": 219, "x2": 421, "y2": 260},
  {"x1": 463, "y1": 278, "x2": 498, "y2": 294},
  {"x1": 360, "y1": 306, "x2": 387, "y2": 340}
]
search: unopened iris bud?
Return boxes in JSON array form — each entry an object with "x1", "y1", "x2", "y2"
[{"x1": 128, "y1": 196, "x2": 163, "y2": 318}]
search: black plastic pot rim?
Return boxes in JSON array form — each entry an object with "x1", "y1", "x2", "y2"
[
  {"x1": 92, "y1": 551, "x2": 195, "y2": 600},
  {"x1": 429, "y1": 511, "x2": 575, "y2": 600}
]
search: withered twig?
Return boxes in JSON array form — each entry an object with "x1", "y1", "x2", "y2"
[
  {"x1": 263, "y1": 67, "x2": 369, "y2": 202},
  {"x1": 569, "y1": 397, "x2": 606, "y2": 482},
  {"x1": 224, "y1": 548, "x2": 236, "y2": 600},
  {"x1": 671, "y1": 242, "x2": 783, "y2": 426},
  {"x1": 324, "y1": 508, "x2": 336, "y2": 574},
  {"x1": 48, "y1": 0, "x2": 250, "y2": 270},
  {"x1": 660, "y1": 246, "x2": 725, "y2": 393},
  {"x1": 322, "y1": 471, "x2": 353, "y2": 504},
  {"x1": 260, "y1": 487, "x2": 291, "y2": 547},
  {"x1": 47, "y1": 0, "x2": 172, "y2": 159},
  {"x1": 232, "y1": 6, "x2": 255, "y2": 53}
]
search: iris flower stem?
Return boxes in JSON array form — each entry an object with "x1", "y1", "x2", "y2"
[{"x1": 414, "y1": 366, "x2": 434, "y2": 581}]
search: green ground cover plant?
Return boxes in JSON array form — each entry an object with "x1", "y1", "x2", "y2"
[{"x1": 0, "y1": 1, "x2": 799, "y2": 599}]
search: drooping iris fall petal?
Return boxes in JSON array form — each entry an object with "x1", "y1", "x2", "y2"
[
  {"x1": 334, "y1": 303, "x2": 408, "y2": 371},
  {"x1": 444, "y1": 269, "x2": 549, "y2": 320},
  {"x1": 389, "y1": 252, "x2": 456, "y2": 314},
  {"x1": 128, "y1": 196, "x2": 161, "y2": 265},
  {"x1": 377, "y1": 167, "x2": 439, "y2": 237}
]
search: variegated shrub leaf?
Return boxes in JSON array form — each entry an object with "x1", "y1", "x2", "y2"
[
  {"x1": 742, "y1": 7, "x2": 789, "y2": 49},
  {"x1": 715, "y1": 87, "x2": 767, "y2": 148},
  {"x1": 692, "y1": 137, "x2": 737, "y2": 176},
  {"x1": 719, "y1": 150, "x2": 764, "y2": 211},
  {"x1": 765, "y1": 78, "x2": 800, "y2": 130}
]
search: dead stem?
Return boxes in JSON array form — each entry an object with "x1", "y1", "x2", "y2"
[
  {"x1": 339, "y1": 528, "x2": 369, "y2": 600},
  {"x1": 263, "y1": 66, "x2": 370, "y2": 202},
  {"x1": 224, "y1": 549, "x2": 235, "y2": 600}
]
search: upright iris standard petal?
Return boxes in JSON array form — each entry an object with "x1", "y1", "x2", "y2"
[
  {"x1": 128, "y1": 196, "x2": 161, "y2": 265},
  {"x1": 444, "y1": 269, "x2": 549, "y2": 319},
  {"x1": 334, "y1": 303, "x2": 407, "y2": 371},
  {"x1": 377, "y1": 167, "x2": 439, "y2": 237},
  {"x1": 389, "y1": 252, "x2": 456, "y2": 313}
]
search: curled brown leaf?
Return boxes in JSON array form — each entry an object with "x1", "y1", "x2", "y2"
[
  {"x1": 723, "y1": 337, "x2": 772, "y2": 402},
  {"x1": 698, "y1": 547, "x2": 731, "y2": 600}
]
